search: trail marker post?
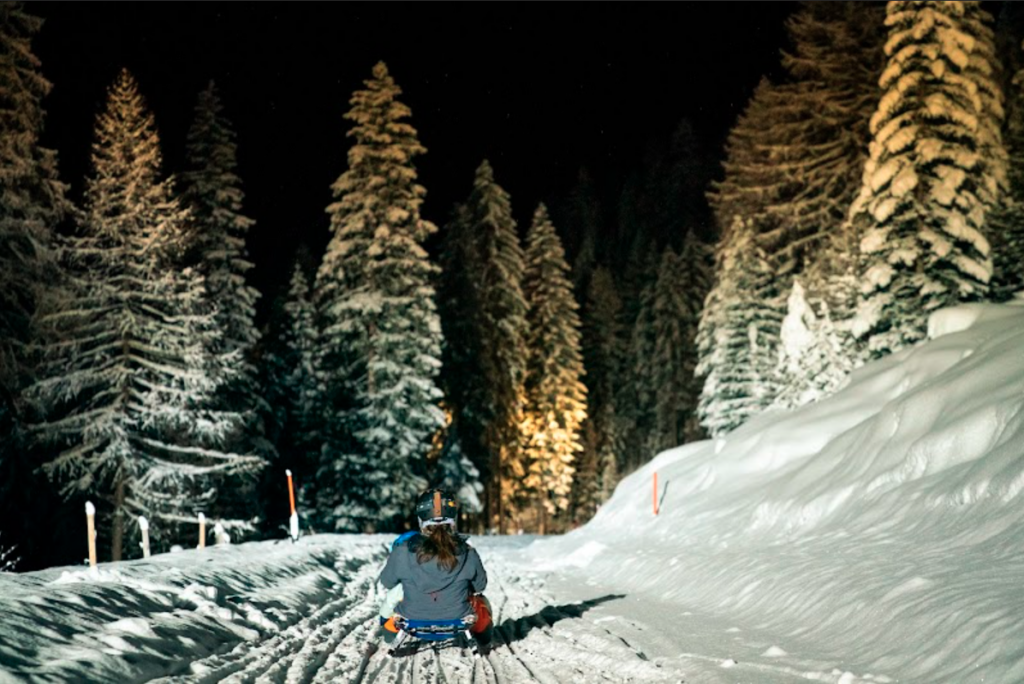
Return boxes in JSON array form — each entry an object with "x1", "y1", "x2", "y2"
[
  {"x1": 286, "y1": 469, "x2": 299, "y2": 542},
  {"x1": 653, "y1": 472, "x2": 659, "y2": 516},
  {"x1": 138, "y1": 516, "x2": 150, "y2": 558},
  {"x1": 198, "y1": 512, "x2": 206, "y2": 550},
  {"x1": 85, "y1": 501, "x2": 97, "y2": 569}
]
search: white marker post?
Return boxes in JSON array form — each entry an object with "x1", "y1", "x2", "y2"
[
  {"x1": 286, "y1": 469, "x2": 299, "y2": 542},
  {"x1": 198, "y1": 512, "x2": 206, "y2": 550},
  {"x1": 138, "y1": 516, "x2": 150, "y2": 559},
  {"x1": 85, "y1": 501, "x2": 97, "y2": 570}
]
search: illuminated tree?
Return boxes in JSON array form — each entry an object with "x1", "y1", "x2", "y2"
[
  {"x1": 181, "y1": 82, "x2": 273, "y2": 509},
  {"x1": 27, "y1": 70, "x2": 263, "y2": 559},
  {"x1": 0, "y1": 2, "x2": 66, "y2": 567},
  {"x1": 521, "y1": 204, "x2": 587, "y2": 529},
  {"x1": 852, "y1": 1, "x2": 998, "y2": 356},
  {"x1": 314, "y1": 62, "x2": 443, "y2": 531},
  {"x1": 697, "y1": 221, "x2": 783, "y2": 437},
  {"x1": 989, "y1": 52, "x2": 1024, "y2": 299}
]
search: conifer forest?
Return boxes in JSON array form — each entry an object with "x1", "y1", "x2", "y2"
[{"x1": 3, "y1": 1, "x2": 1024, "y2": 570}]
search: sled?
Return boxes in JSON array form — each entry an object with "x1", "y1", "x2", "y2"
[{"x1": 387, "y1": 613, "x2": 481, "y2": 657}]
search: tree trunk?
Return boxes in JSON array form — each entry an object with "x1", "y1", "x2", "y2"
[{"x1": 111, "y1": 475, "x2": 125, "y2": 561}]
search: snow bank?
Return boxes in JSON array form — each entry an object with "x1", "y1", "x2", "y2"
[
  {"x1": 0, "y1": 535, "x2": 387, "y2": 682},
  {"x1": 533, "y1": 302, "x2": 1024, "y2": 682}
]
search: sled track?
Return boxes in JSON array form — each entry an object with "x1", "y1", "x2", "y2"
[{"x1": 154, "y1": 547, "x2": 681, "y2": 683}]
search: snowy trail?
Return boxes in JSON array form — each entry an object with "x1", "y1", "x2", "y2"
[
  {"x1": 1, "y1": 535, "x2": 851, "y2": 683},
  {"x1": 153, "y1": 538, "x2": 826, "y2": 684}
]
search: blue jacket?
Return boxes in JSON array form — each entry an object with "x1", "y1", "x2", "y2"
[{"x1": 380, "y1": 534, "x2": 487, "y2": 621}]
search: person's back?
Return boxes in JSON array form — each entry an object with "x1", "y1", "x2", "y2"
[
  {"x1": 379, "y1": 527, "x2": 487, "y2": 621},
  {"x1": 377, "y1": 489, "x2": 493, "y2": 647}
]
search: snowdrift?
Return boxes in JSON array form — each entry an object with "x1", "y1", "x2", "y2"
[
  {"x1": 0, "y1": 536, "x2": 387, "y2": 682},
  {"x1": 532, "y1": 301, "x2": 1024, "y2": 683}
]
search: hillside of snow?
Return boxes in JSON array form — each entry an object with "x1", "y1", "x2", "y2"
[{"x1": 532, "y1": 300, "x2": 1024, "y2": 682}]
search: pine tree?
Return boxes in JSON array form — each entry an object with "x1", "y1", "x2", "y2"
[
  {"x1": 268, "y1": 263, "x2": 320, "y2": 475},
  {"x1": 774, "y1": 279, "x2": 854, "y2": 409},
  {"x1": 0, "y1": 2, "x2": 67, "y2": 568},
  {"x1": 989, "y1": 52, "x2": 1024, "y2": 300},
  {"x1": 26, "y1": 70, "x2": 263, "y2": 560},
  {"x1": 775, "y1": 2, "x2": 885, "y2": 282},
  {"x1": 314, "y1": 62, "x2": 443, "y2": 532},
  {"x1": 436, "y1": 202, "x2": 491, "y2": 520},
  {"x1": 578, "y1": 266, "x2": 623, "y2": 514},
  {"x1": 852, "y1": 1, "x2": 996, "y2": 356},
  {"x1": 464, "y1": 160, "x2": 528, "y2": 530},
  {"x1": 621, "y1": 242, "x2": 659, "y2": 473},
  {"x1": 697, "y1": 220, "x2": 784, "y2": 437},
  {"x1": 651, "y1": 238, "x2": 713, "y2": 452},
  {"x1": 521, "y1": 204, "x2": 587, "y2": 531},
  {"x1": 180, "y1": 81, "x2": 272, "y2": 523},
  {"x1": 675, "y1": 231, "x2": 713, "y2": 443}
]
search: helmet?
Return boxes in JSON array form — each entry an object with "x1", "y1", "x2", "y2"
[{"x1": 415, "y1": 488, "x2": 458, "y2": 529}]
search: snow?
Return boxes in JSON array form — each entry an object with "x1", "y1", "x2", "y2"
[
  {"x1": 5, "y1": 303, "x2": 1024, "y2": 682},
  {"x1": 533, "y1": 301, "x2": 1024, "y2": 683}
]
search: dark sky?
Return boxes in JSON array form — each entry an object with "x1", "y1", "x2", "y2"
[{"x1": 28, "y1": 2, "x2": 794, "y2": 312}]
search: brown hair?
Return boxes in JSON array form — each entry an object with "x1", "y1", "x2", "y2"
[{"x1": 415, "y1": 525, "x2": 459, "y2": 572}]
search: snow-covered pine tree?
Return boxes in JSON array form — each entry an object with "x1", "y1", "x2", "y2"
[
  {"x1": 621, "y1": 241, "x2": 659, "y2": 473},
  {"x1": 989, "y1": 56, "x2": 1024, "y2": 300},
  {"x1": 464, "y1": 160, "x2": 528, "y2": 531},
  {"x1": 677, "y1": 231, "x2": 713, "y2": 442},
  {"x1": 774, "y1": 2, "x2": 885, "y2": 283},
  {"x1": 851, "y1": 1, "x2": 996, "y2": 356},
  {"x1": 436, "y1": 202, "x2": 491, "y2": 522},
  {"x1": 0, "y1": 2, "x2": 65, "y2": 399},
  {"x1": 268, "y1": 263, "x2": 321, "y2": 481},
  {"x1": 314, "y1": 62, "x2": 443, "y2": 532},
  {"x1": 580, "y1": 266, "x2": 623, "y2": 507},
  {"x1": 521, "y1": 204, "x2": 587, "y2": 531},
  {"x1": 697, "y1": 219, "x2": 784, "y2": 437},
  {"x1": 180, "y1": 81, "x2": 272, "y2": 523},
  {"x1": 0, "y1": 2, "x2": 67, "y2": 568},
  {"x1": 963, "y1": 3, "x2": 1008, "y2": 210},
  {"x1": 430, "y1": 406, "x2": 484, "y2": 517},
  {"x1": 774, "y1": 279, "x2": 854, "y2": 410},
  {"x1": 27, "y1": 70, "x2": 263, "y2": 560}
]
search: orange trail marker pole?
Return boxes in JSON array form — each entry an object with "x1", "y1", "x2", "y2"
[
  {"x1": 286, "y1": 470, "x2": 299, "y2": 542},
  {"x1": 85, "y1": 501, "x2": 97, "y2": 570},
  {"x1": 198, "y1": 513, "x2": 206, "y2": 549},
  {"x1": 653, "y1": 472, "x2": 659, "y2": 516}
]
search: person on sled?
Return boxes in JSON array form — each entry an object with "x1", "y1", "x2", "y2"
[{"x1": 378, "y1": 488, "x2": 493, "y2": 647}]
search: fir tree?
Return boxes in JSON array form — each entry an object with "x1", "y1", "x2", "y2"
[
  {"x1": 852, "y1": 1, "x2": 997, "y2": 356},
  {"x1": 774, "y1": 279, "x2": 854, "y2": 410},
  {"x1": 314, "y1": 62, "x2": 443, "y2": 532},
  {"x1": 697, "y1": 220, "x2": 784, "y2": 437},
  {"x1": 579, "y1": 266, "x2": 623, "y2": 511},
  {"x1": 776, "y1": 2, "x2": 885, "y2": 282},
  {"x1": 989, "y1": 52, "x2": 1024, "y2": 300},
  {"x1": 464, "y1": 161, "x2": 528, "y2": 530},
  {"x1": 180, "y1": 81, "x2": 272, "y2": 522},
  {"x1": 621, "y1": 242, "x2": 659, "y2": 473},
  {"x1": 0, "y1": 3, "x2": 64, "y2": 391},
  {"x1": 436, "y1": 202, "x2": 491, "y2": 521},
  {"x1": 266, "y1": 262, "x2": 321, "y2": 483},
  {"x1": 26, "y1": 70, "x2": 262, "y2": 560},
  {"x1": 651, "y1": 238, "x2": 713, "y2": 452},
  {"x1": 521, "y1": 204, "x2": 587, "y2": 531},
  {"x1": 0, "y1": 2, "x2": 67, "y2": 568}
]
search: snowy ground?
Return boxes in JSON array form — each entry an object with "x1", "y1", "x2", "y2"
[
  {"x1": 3, "y1": 301, "x2": 1023, "y2": 683},
  {"x1": 0, "y1": 535, "x2": 819, "y2": 684}
]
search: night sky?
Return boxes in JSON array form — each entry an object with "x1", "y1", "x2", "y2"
[{"x1": 28, "y1": 3, "x2": 794, "y2": 313}]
